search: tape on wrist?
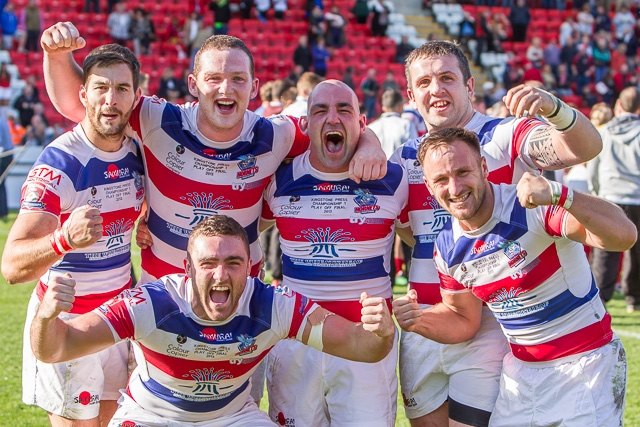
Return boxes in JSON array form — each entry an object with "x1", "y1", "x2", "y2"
[
  {"x1": 547, "y1": 179, "x2": 574, "y2": 209},
  {"x1": 307, "y1": 321, "x2": 324, "y2": 351},
  {"x1": 50, "y1": 227, "x2": 73, "y2": 256},
  {"x1": 544, "y1": 95, "x2": 578, "y2": 132},
  {"x1": 547, "y1": 179, "x2": 563, "y2": 206}
]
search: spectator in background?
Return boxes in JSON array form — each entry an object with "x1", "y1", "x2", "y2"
[
  {"x1": 509, "y1": 0, "x2": 530, "y2": 42},
  {"x1": 13, "y1": 83, "x2": 39, "y2": 128},
  {"x1": 576, "y1": 3, "x2": 594, "y2": 36},
  {"x1": 178, "y1": 68, "x2": 193, "y2": 102},
  {"x1": 560, "y1": 35, "x2": 578, "y2": 76},
  {"x1": 361, "y1": 67, "x2": 380, "y2": 120},
  {"x1": 262, "y1": 78, "x2": 291, "y2": 116},
  {"x1": 572, "y1": 45, "x2": 593, "y2": 96},
  {"x1": 209, "y1": 0, "x2": 231, "y2": 35},
  {"x1": 22, "y1": 113, "x2": 53, "y2": 146},
  {"x1": 293, "y1": 35, "x2": 313, "y2": 72},
  {"x1": 369, "y1": 0, "x2": 393, "y2": 37},
  {"x1": 139, "y1": 71, "x2": 150, "y2": 95},
  {"x1": 521, "y1": 60, "x2": 544, "y2": 85},
  {"x1": 158, "y1": 66, "x2": 182, "y2": 104},
  {"x1": 592, "y1": 34, "x2": 611, "y2": 83},
  {"x1": 544, "y1": 38, "x2": 561, "y2": 79},
  {"x1": 282, "y1": 71, "x2": 323, "y2": 118},
  {"x1": 273, "y1": 0, "x2": 287, "y2": 20},
  {"x1": 381, "y1": 70, "x2": 399, "y2": 92},
  {"x1": 614, "y1": 5, "x2": 635, "y2": 43},
  {"x1": 613, "y1": 63, "x2": 636, "y2": 95},
  {"x1": 611, "y1": 42, "x2": 628, "y2": 71},
  {"x1": 312, "y1": 37, "x2": 330, "y2": 77},
  {"x1": 588, "y1": 87, "x2": 640, "y2": 312},
  {"x1": 18, "y1": 0, "x2": 42, "y2": 52},
  {"x1": 107, "y1": 1, "x2": 131, "y2": 46},
  {"x1": 368, "y1": 88, "x2": 417, "y2": 159},
  {"x1": 280, "y1": 85, "x2": 297, "y2": 110},
  {"x1": 308, "y1": 5, "x2": 326, "y2": 45},
  {"x1": 541, "y1": 63, "x2": 557, "y2": 89},
  {"x1": 84, "y1": 0, "x2": 99, "y2": 13},
  {"x1": 183, "y1": 12, "x2": 202, "y2": 56},
  {"x1": 255, "y1": 0, "x2": 270, "y2": 22},
  {"x1": 342, "y1": 65, "x2": 355, "y2": 90},
  {"x1": 1, "y1": 2, "x2": 22, "y2": 50},
  {"x1": 129, "y1": 7, "x2": 155, "y2": 56},
  {"x1": 526, "y1": 36, "x2": 544, "y2": 68},
  {"x1": 395, "y1": 35, "x2": 414, "y2": 64},
  {"x1": 254, "y1": 80, "x2": 273, "y2": 116},
  {"x1": 189, "y1": 19, "x2": 214, "y2": 70},
  {"x1": 287, "y1": 64, "x2": 304, "y2": 84},
  {"x1": 555, "y1": 63, "x2": 573, "y2": 96},
  {"x1": 351, "y1": 0, "x2": 369, "y2": 24},
  {"x1": 239, "y1": 0, "x2": 254, "y2": 19},
  {"x1": 7, "y1": 112, "x2": 25, "y2": 146},
  {"x1": 324, "y1": 5, "x2": 346, "y2": 48},
  {"x1": 0, "y1": 114, "x2": 12, "y2": 218},
  {"x1": 559, "y1": 15, "x2": 579, "y2": 47},
  {"x1": 594, "y1": 4, "x2": 612, "y2": 33},
  {"x1": 622, "y1": 27, "x2": 638, "y2": 62}
]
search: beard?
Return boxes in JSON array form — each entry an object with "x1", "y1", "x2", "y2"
[{"x1": 88, "y1": 104, "x2": 134, "y2": 139}]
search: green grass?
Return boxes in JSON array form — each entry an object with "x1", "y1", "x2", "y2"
[{"x1": 1, "y1": 211, "x2": 639, "y2": 426}]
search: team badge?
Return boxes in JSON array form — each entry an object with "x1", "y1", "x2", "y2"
[
  {"x1": 500, "y1": 240, "x2": 528, "y2": 268},
  {"x1": 21, "y1": 183, "x2": 46, "y2": 210},
  {"x1": 236, "y1": 155, "x2": 258, "y2": 179},
  {"x1": 235, "y1": 334, "x2": 258, "y2": 356},
  {"x1": 176, "y1": 144, "x2": 185, "y2": 154},
  {"x1": 353, "y1": 189, "x2": 380, "y2": 214}
]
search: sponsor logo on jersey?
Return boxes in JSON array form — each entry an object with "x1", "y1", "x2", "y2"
[
  {"x1": 200, "y1": 327, "x2": 233, "y2": 342},
  {"x1": 91, "y1": 186, "x2": 97, "y2": 197},
  {"x1": 236, "y1": 155, "x2": 258, "y2": 179},
  {"x1": 289, "y1": 195, "x2": 300, "y2": 203},
  {"x1": 487, "y1": 286, "x2": 539, "y2": 312},
  {"x1": 74, "y1": 391, "x2": 99, "y2": 406},
  {"x1": 274, "y1": 285, "x2": 294, "y2": 297},
  {"x1": 176, "y1": 144, "x2": 185, "y2": 155},
  {"x1": 177, "y1": 192, "x2": 232, "y2": 226},
  {"x1": 104, "y1": 218, "x2": 135, "y2": 249},
  {"x1": 353, "y1": 189, "x2": 380, "y2": 214},
  {"x1": 313, "y1": 183, "x2": 350, "y2": 193},
  {"x1": 28, "y1": 166, "x2": 62, "y2": 186},
  {"x1": 500, "y1": 240, "x2": 528, "y2": 268},
  {"x1": 299, "y1": 295, "x2": 309, "y2": 315},
  {"x1": 203, "y1": 148, "x2": 217, "y2": 157},
  {"x1": 235, "y1": 334, "x2": 258, "y2": 356},
  {"x1": 472, "y1": 239, "x2": 497, "y2": 255},
  {"x1": 132, "y1": 170, "x2": 144, "y2": 200},
  {"x1": 188, "y1": 368, "x2": 234, "y2": 395},
  {"x1": 21, "y1": 182, "x2": 47, "y2": 210},
  {"x1": 296, "y1": 227, "x2": 355, "y2": 258},
  {"x1": 104, "y1": 164, "x2": 131, "y2": 180},
  {"x1": 277, "y1": 412, "x2": 295, "y2": 426},
  {"x1": 177, "y1": 334, "x2": 187, "y2": 344},
  {"x1": 413, "y1": 159, "x2": 420, "y2": 167}
]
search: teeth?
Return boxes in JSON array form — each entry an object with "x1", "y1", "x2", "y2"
[
  {"x1": 211, "y1": 286, "x2": 229, "y2": 291},
  {"x1": 218, "y1": 101, "x2": 234, "y2": 106},
  {"x1": 326, "y1": 131, "x2": 343, "y2": 137},
  {"x1": 450, "y1": 194, "x2": 469, "y2": 203},
  {"x1": 432, "y1": 101, "x2": 448, "y2": 108}
]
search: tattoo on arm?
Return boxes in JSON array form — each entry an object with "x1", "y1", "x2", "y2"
[{"x1": 527, "y1": 127, "x2": 567, "y2": 169}]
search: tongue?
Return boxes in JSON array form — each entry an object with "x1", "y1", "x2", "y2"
[
  {"x1": 218, "y1": 103, "x2": 234, "y2": 112},
  {"x1": 326, "y1": 141, "x2": 343, "y2": 153},
  {"x1": 210, "y1": 290, "x2": 229, "y2": 304}
]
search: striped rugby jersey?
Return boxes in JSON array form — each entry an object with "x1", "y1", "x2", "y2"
[
  {"x1": 391, "y1": 112, "x2": 545, "y2": 305},
  {"x1": 434, "y1": 183, "x2": 612, "y2": 362},
  {"x1": 262, "y1": 152, "x2": 408, "y2": 321},
  {"x1": 20, "y1": 125, "x2": 145, "y2": 314},
  {"x1": 127, "y1": 97, "x2": 308, "y2": 282},
  {"x1": 95, "y1": 275, "x2": 315, "y2": 422}
]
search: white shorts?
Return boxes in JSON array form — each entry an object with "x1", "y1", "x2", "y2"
[
  {"x1": 22, "y1": 291, "x2": 129, "y2": 420},
  {"x1": 490, "y1": 338, "x2": 626, "y2": 427},
  {"x1": 399, "y1": 306, "x2": 509, "y2": 422},
  {"x1": 267, "y1": 332, "x2": 399, "y2": 427},
  {"x1": 109, "y1": 394, "x2": 276, "y2": 427}
]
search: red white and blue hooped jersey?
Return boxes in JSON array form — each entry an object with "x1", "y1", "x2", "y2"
[
  {"x1": 434, "y1": 183, "x2": 612, "y2": 363},
  {"x1": 391, "y1": 112, "x2": 545, "y2": 305},
  {"x1": 262, "y1": 152, "x2": 408, "y2": 321},
  {"x1": 95, "y1": 275, "x2": 316, "y2": 422},
  {"x1": 19, "y1": 125, "x2": 144, "y2": 314},
  {"x1": 127, "y1": 97, "x2": 308, "y2": 281}
]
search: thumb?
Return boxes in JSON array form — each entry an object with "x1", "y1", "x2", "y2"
[
  {"x1": 76, "y1": 36, "x2": 86, "y2": 49},
  {"x1": 407, "y1": 289, "x2": 418, "y2": 301},
  {"x1": 360, "y1": 291, "x2": 369, "y2": 304}
]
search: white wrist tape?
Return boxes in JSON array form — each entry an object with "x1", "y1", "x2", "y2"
[
  {"x1": 544, "y1": 95, "x2": 578, "y2": 133},
  {"x1": 307, "y1": 321, "x2": 324, "y2": 351}
]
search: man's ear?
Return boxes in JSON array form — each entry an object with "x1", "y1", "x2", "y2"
[
  {"x1": 358, "y1": 114, "x2": 367, "y2": 135},
  {"x1": 184, "y1": 256, "x2": 191, "y2": 276},
  {"x1": 79, "y1": 86, "x2": 88, "y2": 108},
  {"x1": 299, "y1": 116, "x2": 309, "y2": 135},
  {"x1": 188, "y1": 73, "x2": 198, "y2": 98}
]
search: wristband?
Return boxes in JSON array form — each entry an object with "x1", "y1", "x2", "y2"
[
  {"x1": 544, "y1": 95, "x2": 578, "y2": 133},
  {"x1": 50, "y1": 227, "x2": 73, "y2": 256},
  {"x1": 547, "y1": 179, "x2": 574, "y2": 210},
  {"x1": 547, "y1": 179, "x2": 563, "y2": 206}
]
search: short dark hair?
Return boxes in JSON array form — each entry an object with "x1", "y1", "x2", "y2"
[
  {"x1": 381, "y1": 88, "x2": 404, "y2": 110},
  {"x1": 82, "y1": 44, "x2": 140, "y2": 90},
  {"x1": 194, "y1": 35, "x2": 255, "y2": 78},
  {"x1": 405, "y1": 40, "x2": 472, "y2": 90},
  {"x1": 187, "y1": 215, "x2": 250, "y2": 257},
  {"x1": 418, "y1": 127, "x2": 480, "y2": 167},
  {"x1": 618, "y1": 86, "x2": 640, "y2": 114}
]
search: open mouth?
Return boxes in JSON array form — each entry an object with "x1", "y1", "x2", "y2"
[
  {"x1": 430, "y1": 101, "x2": 449, "y2": 110},
  {"x1": 210, "y1": 286, "x2": 230, "y2": 304},
  {"x1": 101, "y1": 112, "x2": 120, "y2": 121},
  {"x1": 450, "y1": 193, "x2": 470, "y2": 205},
  {"x1": 324, "y1": 130, "x2": 344, "y2": 154},
  {"x1": 216, "y1": 100, "x2": 236, "y2": 113}
]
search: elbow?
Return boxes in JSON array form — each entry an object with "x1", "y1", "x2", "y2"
[
  {"x1": 363, "y1": 336, "x2": 394, "y2": 363},
  {"x1": 1, "y1": 263, "x2": 32, "y2": 285},
  {"x1": 620, "y1": 223, "x2": 638, "y2": 252}
]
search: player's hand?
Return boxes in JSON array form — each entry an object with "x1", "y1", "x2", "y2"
[
  {"x1": 360, "y1": 292, "x2": 395, "y2": 338},
  {"x1": 349, "y1": 133, "x2": 387, "y2": 183},
  {"x1": 503, "y1": 84, "x2": 555, "y2": 119},
  {"x1": 37, "y1": 273, "x2": 76, "y2": 320},
  {"x1": 392, "y1": 289, "x2": 422, "y2": 332},
  {"x1": 41, "y1": 22, "x2": 86, "y2": 55},
  {"x1": 65, "y1": 205, "x2": 103, "y2": 248},
  {"x1": 516, "y1": 171, "x2": 553, "y2": 209},
  {"x1": 135, "y1": 216, "x2": 153, "y2": 249}
]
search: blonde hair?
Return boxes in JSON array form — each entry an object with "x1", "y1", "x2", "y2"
[{"x1": 589, "y1": 102, "x2": 613, "y2": 127}]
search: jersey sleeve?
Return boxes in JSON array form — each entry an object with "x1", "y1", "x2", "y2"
[
  {"x1": 268, "y1": 283, "x2": 316, "y2": 340},
  {"x1": 19, "y1": 156, "x2": 75, "y2": 218},
  {"x1": 434, "y1": 243, "x2": 469, "y2": 294},
  {"x1": 93, "y1": 286, "x2": 156, "y2": 342},
  {"x1": 126, "y1": 95, "x2": 165, "y2": 142},
  {"x1": 542, "y1": 205, "x2": 569, "y2": 238}
]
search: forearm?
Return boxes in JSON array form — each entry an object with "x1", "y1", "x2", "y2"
[
  {"x1": 30, "y1": 316, "x2": 69, "y2": 363},
  {"x1": 44, "y1": 52, "x2": 85, "y2": 122},
  {"x1": 409, "y1": 302, "x2": 480, "y2": 344},
  {"x1": 566, "y1": 191, "x2": 637, "y2": 251},
  {"x1": 549, "y1": 112, "x2": 602, "y2": 167},
  {"x1": 2, "y1": 236, "x2": 63, "y2": 284}
]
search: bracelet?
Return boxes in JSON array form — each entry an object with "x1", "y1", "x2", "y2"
[
  {"x1": 547, "y1": 179, "x2": 574, "y2": 210},
  {"x1": 50, "y1": 227, "x2": 73, "y2": 256},
  {"x1": 544, "y1": 95, "x2": 578, "y2": 133}
]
